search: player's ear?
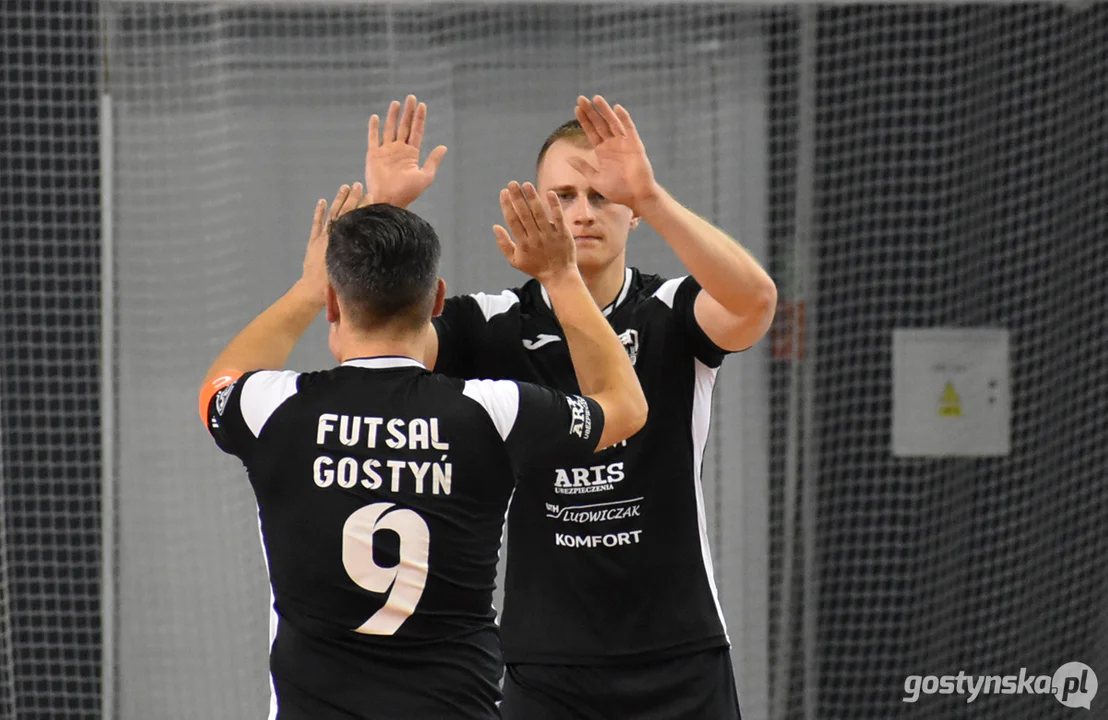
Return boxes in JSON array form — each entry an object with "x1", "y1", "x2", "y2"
[
  {"x1": 325, "y1": 283, "x2": 341, "y2": 324},
  {"x1": 431, "y1": 278, "x2": 447, "y2": 318},
  {"x1": 630, "y1": 215, "x2": 641, "y2": 230}
]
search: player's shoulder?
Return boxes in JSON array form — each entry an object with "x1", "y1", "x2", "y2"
[
  {"x1": 624, "y1": 268, "x2": 693, "y2": 311},
  {"x1": 448, "y1": 286, "x2": 526, "y2": 323},
  {"x1": 211, "y1": 369, "x2": 304, "y2": 441}
]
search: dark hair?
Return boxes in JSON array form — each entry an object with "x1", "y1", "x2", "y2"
[
  {"x1": 325, "y1": 204, "x2": 441, "y2": 332},
  {"x1": 537, "y1": 119, "x2": 591, "y2": 170}
]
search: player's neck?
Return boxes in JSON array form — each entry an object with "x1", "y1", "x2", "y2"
[
  {"x1": 333, "y1": 324, "x2": 432, "y2": 367},
  {"x1": 578, "y1": 258, "x2": 628, "y2": 311}
]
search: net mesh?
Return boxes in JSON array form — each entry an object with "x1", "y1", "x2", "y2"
[
  {"x1": 1, "y1": 1, "x2": 103, "y2": 718},
  {"x1": 767, "y1": 5, "x2": 1108, "y2": 719},
  {"x1": 3, "y1": 2, "x2": 1107, "y2": 719}
]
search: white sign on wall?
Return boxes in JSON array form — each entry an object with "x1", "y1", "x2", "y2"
[{"x1": 892, "y1": 328, "x2": 1011, "y2": 458}]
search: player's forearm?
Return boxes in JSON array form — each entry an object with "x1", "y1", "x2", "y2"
[
  {"x1": 543, "y1": 271, "x2": 645, "y2": 418},
  {"x1": 201, "y1": 281, "x2": 321, "y2": 383},
  {"x1": 638, "y1": 186, "x2": 777, "y2": 315}
]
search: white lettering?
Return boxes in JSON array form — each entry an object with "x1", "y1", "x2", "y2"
[
  {"x1": 407, "y1": 419, "x2": 429, "y2": 451},
  {"x1": 314, "y1": 454, "x2": 451, "y2": 496},
  {"x1": 433, "y1": 461, "x2": 452, "y2": 495},
  {"x1": 409, "y1": 461, "x2": 431, "y2": 494},
  {"x1": 387, "y1": 459, "x2": 406, "y2": 492},
  {"x1": 361, "y1": 459, "x2": 382, "y2": 489},
  {"x1": 554, "y1": 530, "x2": 643, "y2": 548},
  {"x1": 313, "y1": 455, "x2": 334, "y2": 487},
  {"x1": 339, "y1": 415, "x2": 360, "y2": 446},
  {"x1": 337, "y1": 457, "x2": 358, "y2": 489},
  {"x1": 363, "y1": 417, "x2": 383, "y2": 448},
  {"x1": 386, "y1": 419, "x2": 406, "y2": 449},
  {"x1": 430, "y1": 419, "x2": 449, "y2": 450},
  {"x1": 317, "y1": 414, "x2": 338, "y2": 444},
  {"x1": 553, "y1": 462, "x2": 625, "y2": 495},
  {"x1": 561, "y1": 505, "x2": 641, "y2": 523},
  {"x1": 316, "y1": 413, "x2": 448, "y2": 450}
]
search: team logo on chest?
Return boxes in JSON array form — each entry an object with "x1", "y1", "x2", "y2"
[{"x1": 618, "y1": 329, "x2": 640, "y2": 366}]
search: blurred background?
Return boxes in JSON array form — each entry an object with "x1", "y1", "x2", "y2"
[{"x1": 2, "y1": 1, "x2": 1106, "y2": 718}]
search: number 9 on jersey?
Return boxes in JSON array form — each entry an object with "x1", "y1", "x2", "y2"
[{"x1": 342, "y1": 503, "x2": 431, "y2": 636}]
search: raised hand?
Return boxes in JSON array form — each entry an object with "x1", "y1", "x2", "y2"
[
  {"x1": 365, "y1": 95, "x2": 448, "y2": 208},
  {"x1": 494, "y1": 182, "x2": 577, "y2": 285},
  {"x1": 570, "y1": 95, "x2": 660, "y2": 213},
  {"x1": 300, "y1": 183, "x2": 372, "y2": 306}
]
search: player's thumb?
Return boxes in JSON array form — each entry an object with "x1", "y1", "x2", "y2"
[
  {"x1": 422, "y1": 145, "x2": 448, "y2": 178},
  {"x1": 493, "y1": 225, "x2": 517, "y2": 264}
]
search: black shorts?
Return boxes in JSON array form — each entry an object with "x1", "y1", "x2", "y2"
[{"x1": 500, "y1": 646, "x2": 741, "y2": 720}]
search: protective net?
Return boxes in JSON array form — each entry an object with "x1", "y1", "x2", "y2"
[
  {"x1": 1, "y1": 1, "x2": 103, "y2": 718},
  {"x1": 767, "y1": 5, "x2": 1108, "y2": 720},
  {"x1": 3, "y1": 2, "x2": 1107, "y2": 719}
]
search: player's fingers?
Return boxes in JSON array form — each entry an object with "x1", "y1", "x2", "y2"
[
  {"x1": 574, "y1": 101, "x2": 604, "y2": 147},
  {"x1": 593, "y1": 96, "x2": 626, "y2": 137},
  {"x1": 499, "y1": 187, "x2": 530, "y2": 246},
  {"x1": 329, "y1": 184, "x2": 352, "y2": 221},
  {"x1": 409, "y1": 102, "x2": 427, "y2": 149},
  {"x1": 545, "y1": 191, "x2": 569, "y2": 237},
  {"x1": 397, "y1": 95, "x2": 417, "y2": 144},
  {"x1": 341, "y1": 183, "x2": 365, "y2": 216},
  {"x1": 613, "y1": 104, "x2": 640, "y2": 141},
  {"x1": 507, "y1": 182, "x2": 541, "y2": 242},
  {"x1": 421, "y1": 145, "x2": 448, "y2": 179},
  {"x1": 577, "y1": 95, "x2": 612, "y2": 139},
  {"x1": 565, "y1": 156, "x2": 598, "y2": 183},
  {"x1": 493, "y1": 225, "x2": 517, "y2": 264},
  {"x1": 309, "y1": 198, "x2": 327, "y2": 242},
  {"x1": 382, "y1": 100, "x2": 401, "y2": 143},
  {"x1": 367, "y1": 115, "x2": 380, "y2": 150},
  {"x1": 522, "y1": 182, "x2": 554, "y2": 228}
]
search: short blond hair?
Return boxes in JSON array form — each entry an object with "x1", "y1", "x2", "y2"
[{"x1": 536, "y1": 119, "x2": 591, "y2": 170}]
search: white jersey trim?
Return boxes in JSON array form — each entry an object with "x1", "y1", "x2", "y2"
[
  {"x1": 652, "y1": 276, "x2": 686, "y2": 309},
  {"x1": 240, "y1": 370, "x2": 301, "y2": 438},
  {"x1": 257, "y1": 511, "x2": 279, "y2": 720},
  {"x1": 462, "y1": 379, "x2": 522, "y2": 442},
  {"x1": 540, "y1": 267, "x2": 633, "y2": 317},
  {"x1": 691, "y1": 358, "x2": 729, "y2": 640},
  {"x1": 342, "y1": 356, "x2": 426, "y2": 370},
  {"x1": 472, "y1": 290, "x2": 520, "y2": 321}
]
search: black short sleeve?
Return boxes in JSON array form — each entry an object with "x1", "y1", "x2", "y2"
[
  {"x1": 205, "y1": 371, "x2": 258, "y2": 458},
  {"x1": 205, "y1": 369, "x2": 301, "y2": 460},
  {"x1": 460, "y1": 379, "x2": 605, "y2": 479},
  {"x1": 670, "y1": 276, "x2": 731, "y2": 368}
]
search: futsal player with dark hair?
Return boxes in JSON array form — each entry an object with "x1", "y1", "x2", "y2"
[
  {"x1": 197, "y1": 181, "x2": 647, "y2": 719},
  {"x1": 365, "y1": 94, "x2": 778, "y2": 719}
]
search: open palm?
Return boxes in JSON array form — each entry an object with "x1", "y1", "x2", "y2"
[
  {"x1": 365, "y1": 95, "x2": 448, "y2": 209},
  {"x1": 570, "y1": 96, "x2": 659, "y2": 212}
]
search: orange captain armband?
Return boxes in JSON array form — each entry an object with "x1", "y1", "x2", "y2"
[{"x1": 198, "y1": 371, "x2": 244, "y2": 425}]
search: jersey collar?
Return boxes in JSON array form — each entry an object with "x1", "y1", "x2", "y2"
[
  {"x1": 540, "y1": 267, "x2": 634, "y2": 318},
  {"x1": 341, "y1": 357, "x2": 426, "y2": 370}
]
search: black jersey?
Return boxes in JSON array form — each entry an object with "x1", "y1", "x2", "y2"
[
  {"x1": 203, "y1": 357, "x2": 604, "y2": 719},
  {"x1": 433, "y1": 268, "x2": 732, "y2": 665}
]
